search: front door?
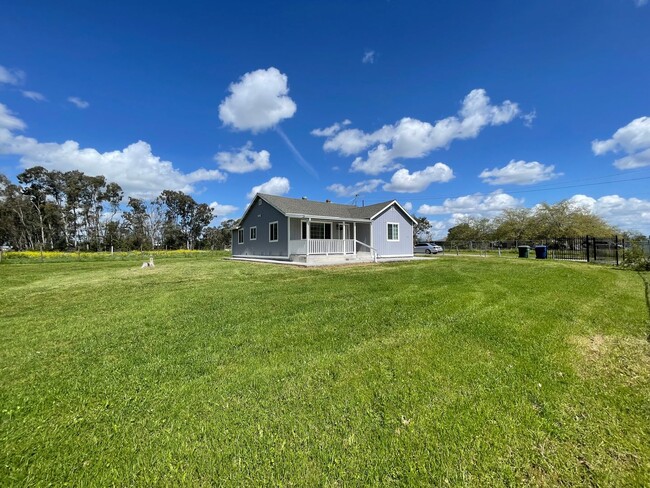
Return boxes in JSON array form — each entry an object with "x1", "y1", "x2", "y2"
[{"x1": 335, "y1": 223, "x2": 351, "y2": 239}]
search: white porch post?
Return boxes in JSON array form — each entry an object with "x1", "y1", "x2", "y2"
[
  {"x1": 306, "y1": 218, "x2": 310, "y2": 256},
  {"x1": 353, "y1": 223, "x2": 357, "y2": 256}
]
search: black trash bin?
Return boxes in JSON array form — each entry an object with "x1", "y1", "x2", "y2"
[
  {"x1": 518, "y1": 245, "x2": 530, "y2": 258},
  {"x1": 535, "y1": 245, "x2": 547, "y2": 259}
]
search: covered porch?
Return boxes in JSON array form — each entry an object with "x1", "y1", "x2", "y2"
[{"x1": 287, "y1": 217, "x2": 373, "y2": 258}]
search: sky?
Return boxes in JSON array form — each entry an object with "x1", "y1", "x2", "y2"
[{"x1": 1, "y1": 0, "x2": 649, "y2": 238}]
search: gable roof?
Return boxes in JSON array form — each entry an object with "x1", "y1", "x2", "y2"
[{"x1": 238, "y1": 193, "x2": 417, "y2": 225}]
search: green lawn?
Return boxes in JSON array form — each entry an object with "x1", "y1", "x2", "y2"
[{"x1": 1, "y1": 256, "x2": 648, "y2": 486}]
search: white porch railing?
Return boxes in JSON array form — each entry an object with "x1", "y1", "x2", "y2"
[
  {"x1": 288, "y1": 239, "x2": 356, "y2": 255},
  {"x1": 309, "y1": 239, "x2": 355, "y2": 255}
]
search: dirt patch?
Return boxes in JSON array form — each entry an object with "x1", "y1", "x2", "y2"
[{"x1": 570, "y1": 334, "x2": 650, "y2": 384}]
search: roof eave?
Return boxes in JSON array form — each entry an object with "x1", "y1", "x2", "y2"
[{"x1": 370, "y1": 200, "x2": 418, "y2": 224}]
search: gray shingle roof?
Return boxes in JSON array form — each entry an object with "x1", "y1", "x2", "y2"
[{"x1": 259, "y1": 193, "x2": 397, "y2": 220}]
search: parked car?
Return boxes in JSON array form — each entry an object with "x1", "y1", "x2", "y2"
[{"x1": 414, "y1": 242, "x2": 443, "y2": 254}]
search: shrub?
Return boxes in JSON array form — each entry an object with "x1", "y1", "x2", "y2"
[{"x1": 621, "y1": 243, "x2": 650, "y2": 271}]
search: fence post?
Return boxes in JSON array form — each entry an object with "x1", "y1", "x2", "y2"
[
  {"x1": 593, "y1": 237, "x2": 597, "y2": 262},
  {"x1": 586, "y1": 235, "x2": 590, "y2": 262},
  {"x1": 615, "y1": 235, "x2": 619, "y2": 266}
]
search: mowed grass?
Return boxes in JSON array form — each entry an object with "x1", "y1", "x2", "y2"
[{"x1": 1, "y1": 256, "x2": 649, "y2": 486}]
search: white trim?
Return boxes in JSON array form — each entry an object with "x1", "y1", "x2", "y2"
[
  {"x1": 269, "y1": 221, "x2": 279, "y2": 242},
  {"x1": 232, "y1": 254, "x2": 290, "y2": 261},
  {"x1": 249, "y1": 226, "x2": 257, "y2": 241},
  {"x1": 370, "y1": 201, "x2": 418, "y2": 224},
  {"x1": 286, "y1": 213, "x2": 370, "y2": 223},
  {"x1": 237, "y1": 228, "x2": 244, "y2": 244},
  {"x1": 387, "y1": 222, "x2": 399, "y2": 241}
]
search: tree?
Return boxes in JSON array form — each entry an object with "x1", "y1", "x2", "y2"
[
  {"x1": 158, "y1": 190, "x2": 214, "y2": 250},
  {"x1": 412, "y1": 216, "x2": 432, "y2": 243}
]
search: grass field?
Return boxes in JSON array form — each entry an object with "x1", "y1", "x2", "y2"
[{"x1": 1, "y1": 256, "x2": 649, "y2": 486}]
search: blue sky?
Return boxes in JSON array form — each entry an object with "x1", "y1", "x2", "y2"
[{"x1": 1, "y1": 0, "x2": 649, "y2": 237}]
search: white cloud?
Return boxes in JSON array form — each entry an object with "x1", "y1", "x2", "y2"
[
  {"x1": 314, "y1": 89, "x2": 521, "y2": 175},
  {"x1": 21, "y1": 90, "x2": 46, "y2": 102},
  {"x1": 383, "y1": 163, "x2": 455, "y2": 193},
  {"x1": 68, "y1": 96, "x2": 89, "y2": 109},
  {"x1": 311, "y1": 119, "x2": 351, "y2": 137},
  {"x1": 568, "y1": 194, "x2": 650, "y2": 233},
  {"x1": 479, "y1": 160, "x2": 560, "y2": 185},
  {"x1": 362, "y1": 50, "x2": 375, "y2": 64},
  {"x1": 326, "y1": 179, "x2": 384, "y2": 197},
  {"x1": 215, "y1": 142, "x2": 271, "y2": 173},
  {"x1": 0, "y1": 103, "x2": 27, "y2": 131},
  {"x1": 592, "y1": 116, "x2": 650, "y2": 169},
  {"x1": 247, "y1": 176, "x2": 290, "y2": 199},
  {"x1": 219, "y1": 67, "x2": 296, "y2": 133},
  {"x1": 612, "y1": 148, "x2": 650, "y2": 170},
  {"x1": 417, "y1": 190, "x2": 523, "y2": 217},
  {"x1": 521, "y1": 110, "x2": 536, "y2": 128},
  {"x1": 0, "y1": 102, "x2": 226, "y2": 199},
  {"x1": 0, "y1": 65, "x2": 25, "y2": 85},
  {"x1": 209, "y1": 201, "x2": 239, "y2": 218},
  {"x1": 403, "y1": 202, "x2": 413, "y2": 212}
]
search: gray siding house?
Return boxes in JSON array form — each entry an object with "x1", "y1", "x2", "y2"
[{"x1": 231, "y1": 193, "x2": 416, "y2": 263}]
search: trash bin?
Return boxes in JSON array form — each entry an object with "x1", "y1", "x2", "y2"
[
  {"x1": 518, "y1": 245, "x2": 530, "y2": 258},
  {"x1": 535, "y1": 245, "x2": 547, "y2": 259}
]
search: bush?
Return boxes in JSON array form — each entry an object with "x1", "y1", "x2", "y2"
[{"x1": 621, "y1": 243, "x2": 650, "y2": 271}]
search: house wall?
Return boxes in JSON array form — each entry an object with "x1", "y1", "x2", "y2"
[
  {"x1": 372, "y1": 206, "x2": 414, "y2": 257},
  {"x1": 232, "y1": 198, "x2": 288, "y2": 257}
]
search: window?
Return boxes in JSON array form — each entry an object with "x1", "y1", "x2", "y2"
[
  {"x1": 250, "y1": 226, "x2": 257, "y2": 240},
  {"x1": 269, "y1": 221, "x2": 278, "y2": 242},
  {"x1": 309, "y1": 222, "x2": 331, "y2": 239},
  {"x1": 387, "y1": 223, "x2": 399, "y2": 241},
  {"x1": 237, "y1": 229, "x2": 244, "y2": 244},
  {"x1": 301, "y1": 221, "x2": 307, "y2": 240}
]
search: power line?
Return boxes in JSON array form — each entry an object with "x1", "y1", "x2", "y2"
[{"x1": 362, "y1": 174, "x2": 650, "y2": 204}]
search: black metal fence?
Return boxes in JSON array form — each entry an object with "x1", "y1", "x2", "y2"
[{"x1": 436, "y1": 236, "x2": 650, "y2": 266}]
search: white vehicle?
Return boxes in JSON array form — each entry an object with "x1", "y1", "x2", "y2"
[{"x1": 414, "y1": 242, "x2": 443, "y2": 254}]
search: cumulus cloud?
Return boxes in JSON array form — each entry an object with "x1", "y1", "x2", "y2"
[
  {"x1": 310, "y1": 119, "x2": 351, "y2": 137},
  {"x1": 0, "y1": 102, "x2": 226, "y2": 199},
  {"x1": 417, "y1": 190, "x2": 523, "y2": 217},
  {"x1": 592, "y1": 116, "x2": 650, "y2": 169},
  {"x1": 0, "y1": 65, "x2": 25, "y2": 85},
  {"x1": 214, "y1": 142, "x2": 271, "y2": 174},
  {"x1": 21, "y1": 90, "x2": 46, "y2": 102},
  {"x1": 0, "y1": 104, "x2": 27, "y2": 131},
  {"x1": 479, "y1": 160, "x2": 561, "y2": 185},
  {"x1": 209, "y1": 201, "x2": 239, "y2": 218},
  {"x1": 362, "y1": 50, "x2": 375, "y2": 64},
  {"x1": 403, "y1": 202, "x2": 413, "y2": 212},
  {"x1": 67, "y1": 96, "x2": 89, "y2": 109},
  {"x1": 219, "y1": 67, "x2": 297, "y2": 133},
  {"x1": 247, "y1": 176, "x2": 290, "y2": 199},
  {"x1": 383, "y1": 163, "x2": 455, "y2": 193},
  {"x1": 568, "y1": 194, "x2": 650, "y2": 233},
  {"x1": 314, "y1": 89, "x2": 521, "y2": 175},
  {"x1": 326, "y1": 179, "x2": 384, "y2": 197}
]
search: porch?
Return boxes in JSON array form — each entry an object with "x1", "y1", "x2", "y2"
[{"x1": 287, "y1": 218, "x2": 374, "y2": 260}]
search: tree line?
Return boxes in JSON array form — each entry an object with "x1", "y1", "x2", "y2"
[
  {"x1": 444, "y1": 202, "x2": 620, "y2": 242},
  {"x1": 0, "y1": 167, "x2": 236, "y2": 251}
]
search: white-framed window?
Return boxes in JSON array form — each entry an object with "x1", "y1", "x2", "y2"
[
  {"x1": 250, "y1": 226, "x2": 257, "y2": 240},
  {"x1": 309, "y1": 222, "x2": 331, "y2": 239},
  {"x1": 237, "y1": 228, "x2": 244, "y2": 244},
  {"x1": 269, "y1": 221, "x2": 278, "y2": 242},
  {"x1": 387, "y1": 222, "x2": 399, "y2": 241}
]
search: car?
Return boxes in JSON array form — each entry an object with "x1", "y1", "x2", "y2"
[{"x1": 414, "y1": 242, "x2": 443, "y2": 254}]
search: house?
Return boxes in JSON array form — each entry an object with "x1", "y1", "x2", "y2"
[{"x1": 231, "y1": 193, "x2": 417, "y2": 264}]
